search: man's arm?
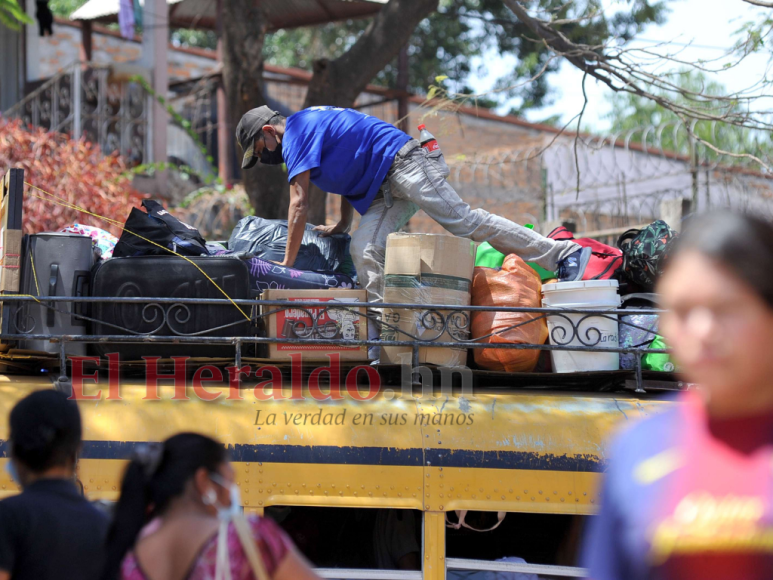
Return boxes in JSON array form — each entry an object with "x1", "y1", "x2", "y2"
[
  {"x1": 314, "y1": 197, "x2": 353, "y2": 237},
  {"x1": 282, "y1": 170, "x2": 311, "y2": 267}
]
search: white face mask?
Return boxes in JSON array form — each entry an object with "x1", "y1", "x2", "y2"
[{"x1": 205, "y1": 473, "x2": 242, "y2": 520}]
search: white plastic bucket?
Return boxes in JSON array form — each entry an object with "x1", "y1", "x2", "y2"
[{"x1": 542, "y1": 280, "x2": 621, "y2": 373}]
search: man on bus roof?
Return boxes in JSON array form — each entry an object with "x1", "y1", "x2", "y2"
[{"x1": 235, "y1": 106, "x2": 590, "y2": 351}]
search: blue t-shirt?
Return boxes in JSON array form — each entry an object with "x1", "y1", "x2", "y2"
[{"x1": 282, "y1": 107, "x2": 412, "y2": 215}]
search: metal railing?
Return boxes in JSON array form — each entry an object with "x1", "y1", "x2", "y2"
[
  {"x1": 4, "y1": 62, "x2": 150, "y2": 166},
  {"x1": 1, "y1": 294, "x2": 671, "y2": 393}
]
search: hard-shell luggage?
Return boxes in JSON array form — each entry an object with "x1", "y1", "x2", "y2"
[
  {"x1": 17, "y1": 233, "x2": 94, "y2": 355},
  {"x1": 90, "y1": 256, "x2": 253, "y2": 359}
]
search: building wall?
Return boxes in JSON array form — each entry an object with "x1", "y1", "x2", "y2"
[{"x1": 36, "y1": 20, "x2": 217, "y2": 82}]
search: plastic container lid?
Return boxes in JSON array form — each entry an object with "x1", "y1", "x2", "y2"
[
  {"x1": 543, "y1": 279, "x2": 619, "y2": 292},
  {"x1": 418, "y1": 124, "x2": 426, "y2": 130}
]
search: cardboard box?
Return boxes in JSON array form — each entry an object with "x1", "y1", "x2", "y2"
[
  {"x1": 261, "y1": 289, "x2": 368, "y2": 361},
  {"x1": 380, "y1": 233, "x2": 476, "y2": 366},
  {"x1": 0, "y1": 228, "x2": 22, "y2": 293}
]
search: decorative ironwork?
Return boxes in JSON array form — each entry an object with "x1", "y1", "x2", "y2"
[
  {"x1": 3, "y1": 295, "x2": 664, "y2": 347},
  {"x1": 4, "y1": 62, "x2": 149, "y2": 165},
  {"x1": 1, "y1": 295, "x2": 668, "y2": 393}
]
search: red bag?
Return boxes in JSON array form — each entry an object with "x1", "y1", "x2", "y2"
[{"x1": 548, "y1": 226, "x2": 622, "y2": 280}]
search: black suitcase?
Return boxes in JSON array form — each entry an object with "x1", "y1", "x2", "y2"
[
  {"x1": 90, "y1": 256, "x2": 254, "y2": 359},
  {"x1": 18, "y1": 233, "x2": 94, "y2": 356}
]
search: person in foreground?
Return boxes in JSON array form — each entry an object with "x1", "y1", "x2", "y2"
[
  {"x1": 581, "y1": 211, "x2": 773, "y2": 580},
  {"x1": 0, "y1": 389, "x2": 108, "y2": 580},
  {"x1": 102, "y1": 433, "x2": 320, "y2": 580},
  {"x1": 235, "y1": 106, "x2": 591, "y2": 304}
]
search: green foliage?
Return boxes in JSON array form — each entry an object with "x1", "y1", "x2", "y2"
[
  {"x1": 0, "y1": 0, "x2": 33, "y2": 30},
  {"x1": 48, "y1": 0, "x2": 87, "y2": 18},
  {"x1": 734, "y1": 12, "x2": 773, "y2": 56},
  {"x1": 171, "y1": 29, "x2": 217, "y2": 50},
  {"x1": 263, "y1": 20, "x2": 369, "y2": 70}
]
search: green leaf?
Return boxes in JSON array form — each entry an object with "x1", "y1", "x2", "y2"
[
  {"x1": 0, "y1": 0, "x2": 33, "y2": 30},
  {"x1": 427, "y1": 86, "x2": 438, "y2": 100},
  {"x1": 434, "y1": 75, "x2": 449, "y2": 83}
]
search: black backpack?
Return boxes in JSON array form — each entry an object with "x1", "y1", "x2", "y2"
[
  {"x1": 617, "y1": 220, "x2": 678, "y2": 292},
  {"x1": 113, "y1": 199, "x2": 208, "y2": 258}
]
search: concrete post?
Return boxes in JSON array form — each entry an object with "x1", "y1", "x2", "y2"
[
  {"x1": 142, "y1": 0, "x2": 168, "y2": 189},
  {"x1": 25, "y1": 0, "x2": 40, "y2": 81},
  {"x1": 660, "y1": 198, "x2": 691, "y2": 232}
]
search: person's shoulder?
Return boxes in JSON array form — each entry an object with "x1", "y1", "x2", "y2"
[
  {"x1": 612, "y1": 403, "x2": 681, "y2": 452},
  {"x1": 603, "y1": 403, "x2": 683, "y2": 484},
  {"x1": 0, "y1": 489, "x2": 31, "y2": 511},
  {"x1": 0, "y1": 490, "x2": 33, "y2": 528},
  {"x1": 68, "y1": 495, "x2": 110, "y2": 532}
]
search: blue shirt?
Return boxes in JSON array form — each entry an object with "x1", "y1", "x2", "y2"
[
  {"x1": 282, "y1": 107, "x2": 412, "y2": 215},
  {"x1": 0, "y1": 478, "x2": 108, "y2": 580}
]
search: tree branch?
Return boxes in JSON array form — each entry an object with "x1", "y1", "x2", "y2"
[
  {"x1": 303, "y1": 0, "x2": 439, "y2": 107},
  {"x1": 500, "y1": 0, "x2": 772, "y2": 170},
  {"x1": 742, "y1": 0, "x2": 773, "y2": 7}
]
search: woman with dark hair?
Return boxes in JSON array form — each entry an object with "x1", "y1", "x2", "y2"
[
  {"x1": 582, "y1": 211, "x2": 773, "y2": 579},
  {"x1": 102, "y1": 433, "x2": 320, "y2": 580}
]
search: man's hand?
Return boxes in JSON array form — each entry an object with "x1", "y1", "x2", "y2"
[
  {"x1": 314, "y1": 197, "x2": 353, "y2": 237},
  {"x1": 313, "y1": 222, "x2": 349, "y2": 237}
]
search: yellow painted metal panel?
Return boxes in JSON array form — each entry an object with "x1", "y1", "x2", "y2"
[
  {"x1": 0, "y1": 377, "x2": 675, "y2": 516},
  {"x1": 423, "y1": 512, "x2": 445, "y2": 580},
  {"x1": 235, "y1": 463, "x2": 424, "y2": 510},
  {"x1": 426, "y1": 466, "x2": 601, "y2": 515},
  {"x1": 412, "y1": 392, "x2": 667, "y2": 461},
  {"x1": 0, "y1": 380, "x2": 670, "y2": 464}
]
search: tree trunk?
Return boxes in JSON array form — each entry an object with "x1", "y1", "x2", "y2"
[
  {"x1": 221, "y1": 0, "x2": 289, "y2": 219},
  {"x1": 301, "y1": 0, "x2": 439, "y2": 225}
]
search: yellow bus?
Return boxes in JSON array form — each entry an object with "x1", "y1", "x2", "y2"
[{"x1": 0, "y1": 373, "x2": 674, "y2": 580}]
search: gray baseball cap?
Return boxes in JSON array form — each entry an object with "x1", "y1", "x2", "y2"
[{"x1": 235, "y1": 106, "x2": 280, "y2": 169}]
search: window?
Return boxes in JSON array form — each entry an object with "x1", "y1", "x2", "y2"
[
  {"x1": 445, "y1": 511, "x2": 589, "y2": 579},
  {"x1": 266, "y1": 506, "x2": 423, "y2": 579}
]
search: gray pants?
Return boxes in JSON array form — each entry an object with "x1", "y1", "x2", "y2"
[{"x1": 350, "y1": 139, "x2": 579, "y2": 309}]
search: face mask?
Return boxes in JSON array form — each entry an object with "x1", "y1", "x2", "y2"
[
  {"x1": 260, "y1": 141, "x2": 283, "y2": 165},
  {"x1": 206, "y1": 473, "x2": 242, "y2": 520},
  {"x1": 4, "y1": 461, "x2": 19, "y2": 485}
]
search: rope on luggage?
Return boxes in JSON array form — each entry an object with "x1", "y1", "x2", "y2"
[
  {"x1": 22, "y1": 182, "x2": 251, "y2": 321},
  {"x1": 29, "y1": 251, "x2": 40, "y2": 296}
]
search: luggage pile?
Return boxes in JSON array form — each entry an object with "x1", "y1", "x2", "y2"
[
  {"x1": 8, "y1": 172, "x2": 674, "y2": 376},
  {"x1": 470, "y1": 221, "x2": 678, "y2": 374},
  {"x1": 17, "y1": 199, "x2": 365, "y2": 360}
]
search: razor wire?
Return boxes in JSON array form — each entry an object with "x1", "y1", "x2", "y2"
[{"x1": 443, "y1": 119, "x2": 773, "y2": 230}]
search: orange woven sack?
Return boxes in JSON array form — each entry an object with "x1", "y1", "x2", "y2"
[{"x1": 471, "y1": 254, "x2": 548, "y2": 372}]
